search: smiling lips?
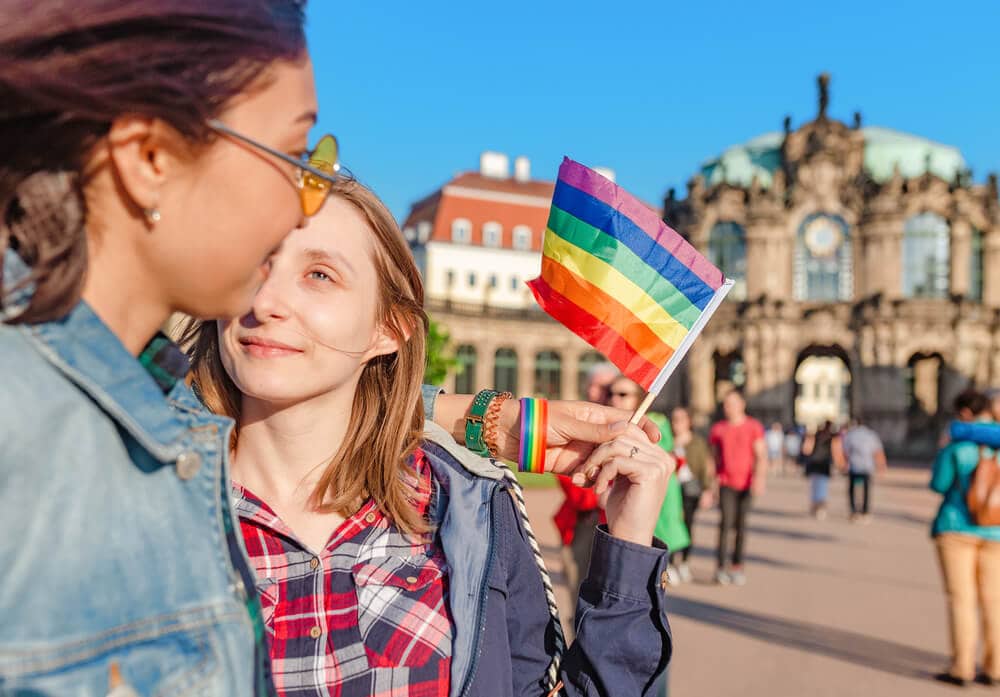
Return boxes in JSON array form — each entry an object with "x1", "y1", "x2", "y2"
[{"x1": 238, "y1": 335, "x2": 303, "y2": 358}]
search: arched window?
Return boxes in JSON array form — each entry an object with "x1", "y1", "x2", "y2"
[
  {"x1": 707, "y1": 222, "x2": 747, "y2": 301},
  {"x1": 903, "y1": 212, "x2": 950, "y2": 298},
  {"x1": 794, "y1": 213, "x2": 852, "y2": 301},
  {"x1": 513, "y1": 225, "x2": 532, "y2": 251},
  {"x1": 969, "y1": 228, "x2": 984, "y2": 301},
  {"x1": 451, "y1": 218, "x2": 472, "y2": 244},
  {"x1": 906, "y1": 352, "x2": 942, "y2": 415},
  {"x1": 494, "y1": 348, "x2": 518, "y2": 394},
  {"x1": 455, "y1": 345, "x2": 477, "y2": 394},
  {"x1": 534, "y1": 351, "x2": 562, "y2": 399},
  {"x1": 483, "y1": 221, "x2": 503, "y2": 248},
  {"x1": 577, "y1": 351, "x2": 606, "y2": 400}
]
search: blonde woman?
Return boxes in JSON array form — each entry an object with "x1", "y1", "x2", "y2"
[{"x1": 184, "y1": 179, "x2": 675, "y2": 697}]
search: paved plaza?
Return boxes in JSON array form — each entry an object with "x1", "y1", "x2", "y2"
[{"x1": 523, "y1": 467, "x2": 975, "y2": 696}]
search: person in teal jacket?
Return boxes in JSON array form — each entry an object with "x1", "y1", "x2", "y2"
[
  {"x1": 608, "y1": 376, "x2": 691, "y2": 582},
  {"x1": 929, "y1": 390, "x2": 1000, "y2": 687}
]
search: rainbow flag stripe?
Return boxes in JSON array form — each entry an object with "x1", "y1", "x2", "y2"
[
  {"x1": 528, "y1": 157, "x2": 732, "y2": 391},
  {"x1": 518, "y1": 397, "x2": 547, "y2": 474}
]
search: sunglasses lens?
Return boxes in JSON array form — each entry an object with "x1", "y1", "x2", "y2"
[
  {"x1": 310, "y1": 134, "x2": 339, "y2": 171},
  {"x1": 300, "y1": 134, "x2": 340, "y2": 217}
]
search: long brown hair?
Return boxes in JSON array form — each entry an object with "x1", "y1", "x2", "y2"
[
  {"x1": 0, "y1": 1, "x2": 307, "y2": 324},
  {"x1": 183, "y1": 179, "x2": 430, "y2": 534}
]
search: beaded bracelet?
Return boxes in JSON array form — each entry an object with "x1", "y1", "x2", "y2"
[
  {"x1": 518, "y1": 397, "x2": 548, "y2": 474},
  {"x1": 482, "y1": 391, "x2": 513, "y2": 458}
]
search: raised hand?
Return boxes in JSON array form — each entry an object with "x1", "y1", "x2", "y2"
[{"x1": 569, "y1": 423, "x2": 674, "y2": 546}]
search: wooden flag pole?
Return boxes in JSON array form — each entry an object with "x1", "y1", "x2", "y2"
[
  {"x1": 629, "y1": 278, "x2": 735, "y2": 425},
  {"x1": 629, "y1": 391, "x2": 659, "y2": 425}
]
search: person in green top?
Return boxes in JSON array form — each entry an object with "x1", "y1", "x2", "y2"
[{"x1": 608, "y1": 376, "x2": 690, "y2": 584}]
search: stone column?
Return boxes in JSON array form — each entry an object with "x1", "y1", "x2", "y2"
[
  {"x1": 860, "y1": 218, "x2": 904, "y2": 299},
  {"x1": 983, "y1": 226, "x2": 1000, "y2": 308},
  {"x1": 744, "y1": 216, "x2": 786, "y2": 299},
  {"x1": 475, "y1": 341, "x2": 493, "y2": 392},
  {"x1": 991, "y1": 328, "x2": 1000, "y2": 385},
  {"x1": 687, "y1": 340, "x2": 715, "y2": 429},
  {"x1": 949, "y1": 219, "x2": 972, "y2": 298},
  {"x1": 518, "y1": 346, "x2": 536, "y2": 397},
  {"x1": 561, "y1": 351, "x2": 580, "y2": 401}
]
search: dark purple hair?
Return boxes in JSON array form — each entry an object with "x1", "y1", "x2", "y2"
[{"x1": 0, "y1": 0, "x2": 308, "y2": 323}]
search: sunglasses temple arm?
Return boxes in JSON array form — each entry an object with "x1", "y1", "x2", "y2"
[{"x1": 207, "y1": 120, "x2": 340, "y2": 185}]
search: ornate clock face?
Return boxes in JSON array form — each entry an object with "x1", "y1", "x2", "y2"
[{"x1": 803, "y1": 216, "x2": 843, "y2": 258}]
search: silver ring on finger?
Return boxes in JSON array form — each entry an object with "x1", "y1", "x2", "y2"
[{"x1": 629, "y1": 445, "x2": 639, "y2": 458}]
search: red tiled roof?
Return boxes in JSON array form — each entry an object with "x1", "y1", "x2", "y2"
[
  {"x1": 445, "y1": 171, "x2": 555, "y2": 199},
  {"x1": 401, "y1": 167, "x2": 662, "y2": 252}
]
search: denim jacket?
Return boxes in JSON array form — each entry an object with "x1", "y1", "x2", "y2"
[
  {"x1": 421, "y1": 422, "x2": 672, "y2": 697},
  {"x1": 0, "y1": 254, "x2": 267, "y2": 696}
]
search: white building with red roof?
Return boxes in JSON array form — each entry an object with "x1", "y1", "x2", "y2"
[{"x1": 402, "y1": 153, "x2": 619, "y2": 397}]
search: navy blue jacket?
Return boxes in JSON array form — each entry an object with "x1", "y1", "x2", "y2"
[{"x1": 421, "y1": 423, "x2": 672, "y2": 697}]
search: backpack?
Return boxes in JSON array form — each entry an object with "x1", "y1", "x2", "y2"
[{"x1": 967, "y1": 447, "x2": 1000, "y2": 527}]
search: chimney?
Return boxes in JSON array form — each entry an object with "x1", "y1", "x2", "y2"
[
  {"x1": 513, "y1": 156, "x2": 531, "y2": 182},
  {"x1": 479, "y1": 151, "x2": 509, "y2": 179},
  {"x1": 593, "y1": 166, "x2": 616, "y2": 183}
]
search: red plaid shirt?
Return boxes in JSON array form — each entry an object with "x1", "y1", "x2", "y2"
[{"x1": 235, "y1": 449, "x2": 453, "y2": 697}]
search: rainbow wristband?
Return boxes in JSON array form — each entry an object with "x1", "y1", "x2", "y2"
[{"x1": 518, "y1": 397, "x2": 548, "y2": 474}]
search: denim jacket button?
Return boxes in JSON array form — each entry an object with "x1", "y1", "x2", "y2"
[
  {"x1": 232, "y1": 577, "x2": 247, "y2": 601},
  {"x1": 175, "y1": 451, "x2": 202, "y2": 480}
]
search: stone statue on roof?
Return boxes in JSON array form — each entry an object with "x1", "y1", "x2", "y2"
[{"x1": 818, "y1": 73, "x2": 831, "y2": 119}]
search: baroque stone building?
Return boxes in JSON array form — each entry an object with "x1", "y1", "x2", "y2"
[{"x1": 664, "y1": 75, "x2": 1000, "y2": 455}]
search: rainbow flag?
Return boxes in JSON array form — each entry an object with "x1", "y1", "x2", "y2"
[{"x1": 528, "y1": 157, "x2": 733, "y2": 393}]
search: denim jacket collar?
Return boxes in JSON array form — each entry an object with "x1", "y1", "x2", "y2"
[{"x1": 5, "y1": 248, "x2": 192, "y2": 463}]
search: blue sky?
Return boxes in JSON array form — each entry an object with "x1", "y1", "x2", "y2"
[{"x1": 305, "y1": 1, "x2": 1000, "y2": 221}]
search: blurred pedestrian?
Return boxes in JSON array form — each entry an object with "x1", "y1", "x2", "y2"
[
  {"x1": 841, "y1": 418, "x2": 887, "y2": 522},
  {"x1": 669, "y1": 406, "x2": 715, "y2": 583},
  {"x1": 765, "y1": 422, "x2": 785, "y2": 476},
  {"x1": 784, "y1": 426, "x2": 803, "y2": 477},
  {"x1": 584, "y1": 361, "x2": 619, "y2": 403},
  {"x1": 930, "y1": 389, "x2": 1000, "y2": 687},
  {"x1": 710, "y1": 390, "x2": 768, "y2": 585},
  {"x1": 801, "y1": 421, "x2": 841, "y2": 520}
]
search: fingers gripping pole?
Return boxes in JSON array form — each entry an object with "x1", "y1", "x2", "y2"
[{"x1": 629, "y1": 391, "x2": 657, "y2": 425}]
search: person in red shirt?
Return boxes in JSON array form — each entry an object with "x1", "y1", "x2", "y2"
[{"x1": 709, "y1": 390, "x2": 768, "y2": 586}]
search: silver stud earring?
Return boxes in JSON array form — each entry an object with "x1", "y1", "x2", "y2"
[{"x1": 144, "y1": 207, "x2": 161, "y2": 225}]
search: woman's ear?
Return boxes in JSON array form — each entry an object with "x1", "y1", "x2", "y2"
[
  {"x1": 363, "y1": 325, "x2": 401, "y2": 361},
  {"x1": 103, "y1": 116, "x2": 184, "y2": 217}
]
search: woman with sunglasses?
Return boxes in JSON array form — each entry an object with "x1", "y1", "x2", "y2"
[
  {"x1": 183, "y1": 177, "x2": 673, "y2": 697},
  {"x1": 0, "y1": 4, "x2": 662, "y2": 695}
]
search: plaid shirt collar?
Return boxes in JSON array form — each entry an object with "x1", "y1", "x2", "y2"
[{"x1": 233, "y1": 451, "x2": 436, "y2": 549}]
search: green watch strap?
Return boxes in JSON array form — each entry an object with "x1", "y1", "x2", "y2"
[{"x1": 465, "y1": 389, "x2": 501, "y2": 456}]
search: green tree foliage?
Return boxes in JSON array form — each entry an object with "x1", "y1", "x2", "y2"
[{"x1": 424, "y1": 317, "x2": 459, "y2": 386}]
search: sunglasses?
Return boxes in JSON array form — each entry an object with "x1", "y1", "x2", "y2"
[
  {"x1": 611, "y1": 390, "x2": 639, "y2": 399},
  {"x1": 207, "y1": 119, "x2": 341, "y2": 217}
]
